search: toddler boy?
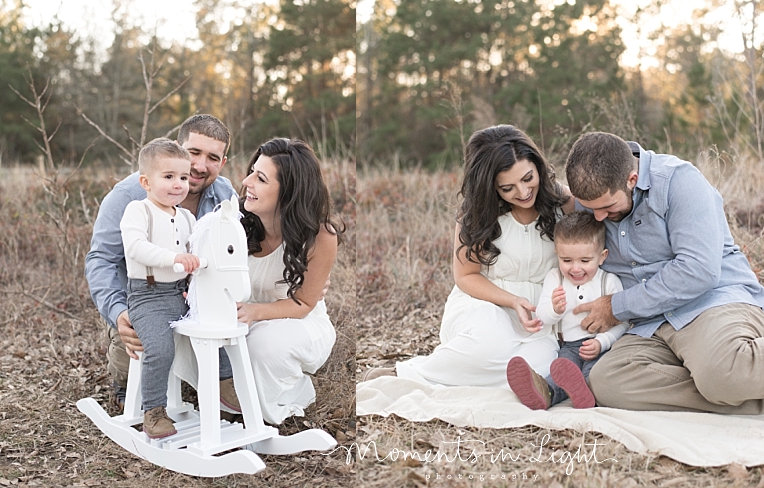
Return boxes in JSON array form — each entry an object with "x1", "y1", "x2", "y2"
[
  {"x1": 507, "y1": 211, "x2": 628, "y2": 410},
  {"x1": 120, "y1": 138, "x2": 199, "y2": 438}
]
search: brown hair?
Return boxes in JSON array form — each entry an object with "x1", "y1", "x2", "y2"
[
  {"x1": 138, "y1": 137, "x2": 190, "y2": 175},
  {"x1": 458, "y1": 124, "x2": 568, "y2": 266},
  {"x1": 565, "y1": 132, "x2": 635, "y2": 201},
  {"x1": 239, "y1": 138, "x2": 344, "y2": 303},
  {"x1": 553, "y1": 211, "x2": 606, "y2": 250},
  {"x1": 177, "y1": 114, "x2": 231, "y2": 156}
]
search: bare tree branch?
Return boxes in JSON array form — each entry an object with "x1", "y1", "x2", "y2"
[
  {"x1": 77, "y1": 39, "x2": 190, "y2": 170},
  {"x1": 21, "y1": 290, "x2": 78, "y2": 320},
  {"x1": 76, "y1": 107, "x2": 134, "y2": 161},
  {"x1": 149, "y1": 75, "x2": 191, "y2": 115},
  {"x1": 37, "y1": 77, "x2": 50, "y2": 102},
  {"x1": 61, "y1": 137, "x2": 99, "y2": 188},
  {"x1": 8, "y1": 84, "x2": 35, "y2": 107},
  {"x1": 150, "y1": 52, "x2": 168, "y2": 79},
  {"x1": 19, "y1": 114, "x2": 39, "y2": 131},
  {"x1": 139, "y1": 49, "x2": 150, "y2": 89},
  {"x1": 118, "y1": 154, "x2": 133, "y2": 167},
  {"x1": 39, "y1": 81, "x2": 53, "y2": 114},
  {"x1": 32, "y1": 139, "x2": 46, "y2": 155},
  {"x1": 139, "y1": 47, "x2": 154, "y2": 147},
  {"x1": 47, "y1": 119, "x2": 63, "y2": 145},
  {"x1": 163, "y1": 120, "x2": 186, "y2": 139},
  {"x1": 122, "y1": 124, "x2": 140, "y2": 150}
]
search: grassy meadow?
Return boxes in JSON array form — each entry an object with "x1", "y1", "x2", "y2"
[
  {"x1": 356, "y1": 149, "x2": 764, "y2": 487},
  {"x1": 0, "y1": 153, "x2": 356, "y2": 487}
]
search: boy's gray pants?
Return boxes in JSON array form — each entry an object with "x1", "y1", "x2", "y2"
[{"x1": 127, "y1": 278, "x2": 233, "y2": 411}]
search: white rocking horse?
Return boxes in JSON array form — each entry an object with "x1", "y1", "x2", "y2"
[{"x1": 77, "y1": 195, "x2": 336, "y2": 477}]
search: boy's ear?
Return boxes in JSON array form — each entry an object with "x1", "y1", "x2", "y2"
[
  {"x1": 139, "y1": 174, "x2": 151, "y2": 191},
  {"x1": 599, "y1": 248, "x2": 609, "y2": 265}
]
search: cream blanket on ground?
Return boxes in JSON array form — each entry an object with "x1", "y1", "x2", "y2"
[{"x1": 357, "y1": 377, "x2": 764, "y2": 467}]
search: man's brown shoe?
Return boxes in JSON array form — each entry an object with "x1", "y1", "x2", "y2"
[
  {"x1": 220, "y1": 378, "x2": 242, "y2": 413},
  {"x1": 143, "y1": 407, "x2": 177, "y2": 439}
]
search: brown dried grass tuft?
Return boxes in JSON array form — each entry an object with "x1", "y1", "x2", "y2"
[
  {"x1": 0, "y1": 157, "x2": 356, "y2": 487},
  {"x1": 356, "y1": 160, "x2": 764, "y2": 487}
]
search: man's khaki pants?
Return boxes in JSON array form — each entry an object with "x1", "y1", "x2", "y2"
[
  {"x1": 105, "y1": 319, "x2": 130, "y2": 388},
  {"x1": 590, "y1": 303, "x2": 764, "y2": 414}
]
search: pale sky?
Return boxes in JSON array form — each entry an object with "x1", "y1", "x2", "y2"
[
  {"x1": 24, "y1": 0, "x2": 751, "y2": 69},
  {"x1": 22, "y1": 0, "x2": 279, "y2": 54},
  {"x1": 612, "y1": 0, "x2": 746, "y2": 68},
  {"x1": 356, "y1": 0, "x2": 749, "y2": 69},
  {"x1": 23, "y1": 0, "x2": 201, "y2": 50}
]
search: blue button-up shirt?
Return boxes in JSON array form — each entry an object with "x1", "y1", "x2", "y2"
[
  {"x1": 578, "y1": 143, "x2": 764, "y2": 337},
  {"x1": 84, "y1": 172, "x2": 237, "y2": 328}
]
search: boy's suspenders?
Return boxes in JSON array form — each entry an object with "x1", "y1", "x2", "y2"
[
  {"x1": 142, "y1": 201, "x2": 156, "y2": 286},
  {"x1": 552, "y1": 269, "x2": 608, "y2": 342},
  {"x1": 140, "y1": 202, "x2": 193, "y2": 286},
  {"x1": 178, "y1": 208, "x2": 193, "y2": 237}
]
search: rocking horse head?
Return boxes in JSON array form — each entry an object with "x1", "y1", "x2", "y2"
[{"x1": 183, "y1": 195, "x2": 250, "y2": 328}]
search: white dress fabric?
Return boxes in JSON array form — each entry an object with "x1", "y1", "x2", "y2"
[
  {"x1": 242, "y1": 245, "x2": 336, "y2": 424},
  {"x1": 396, "y1": 212, "x2": 560, "y2": 388},
  {"x1": 172, "y1": 244, "x2": 336, "y2": 425}
]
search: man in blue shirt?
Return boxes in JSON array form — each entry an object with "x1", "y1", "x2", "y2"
[
  {"x1": 85, "y1": 114, "x2": 240, "y2": 411},
  {"x1": 565, "y1": 131, "x2": 764, "y2": 413}
]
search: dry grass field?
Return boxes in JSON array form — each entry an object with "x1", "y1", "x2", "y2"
[
  {"x1": 356, "y1": 149, "x2": 764, "y2": 488},
  {"x1": 0, "y1": 153, "x2": 356, "y2": 487}
]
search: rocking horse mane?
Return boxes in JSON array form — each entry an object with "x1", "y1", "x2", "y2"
[{"x1": 171, "y1": 203, "x2": 243, "y2": 327}]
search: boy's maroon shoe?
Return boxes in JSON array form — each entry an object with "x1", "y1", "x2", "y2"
[
  {"x1": 550, "y1": 358, "x2": 596, "y2": 409},
  {"x1": 506, "y1": 357, "x2": 551, "y2": 410}
]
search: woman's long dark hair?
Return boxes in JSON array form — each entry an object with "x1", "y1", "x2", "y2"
[
  {"x1": 239, "y1": 138, "x2": 344, "y2": 303},
  {"x1": 458, "y1": 124, "x2": 568, "y2": 266}
]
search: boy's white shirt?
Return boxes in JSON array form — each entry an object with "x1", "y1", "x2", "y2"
[
  {"x1": 120, "y1": 198, "x2": 196, "y2": 282},
  {"x1": 536, "y1": 267, "x2": 629, "y2": 352}
]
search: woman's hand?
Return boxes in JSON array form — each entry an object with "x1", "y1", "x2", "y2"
[
  {"x1": 514, "y1": 297, "x2": 542, "y2": 333},
  {"x1": 236, "y1": 302, "x2": 262, "y2": 324}
]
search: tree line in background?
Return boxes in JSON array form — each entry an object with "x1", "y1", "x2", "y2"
[
  {"x1": 358, "y1": 0, "x2": 764, "y2": 167},
  {"x1": 0, "y1": 0, "x2": 354, "y2": 166},
  {"x1": 3, "y1": 0, "x2": 762, "y2": 169}
]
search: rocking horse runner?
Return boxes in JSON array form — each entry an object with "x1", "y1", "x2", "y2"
[{"x1": 77, "y1": 195, "x2": 336, "y2": 477}]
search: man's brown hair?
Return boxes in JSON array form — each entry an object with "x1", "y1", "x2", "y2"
[
  {"x1": 565, "y1": 132, "x2": 635, "y2": 201},
  {"x1": 177, "y1": 114, "x2": 231, "y2": 156}
]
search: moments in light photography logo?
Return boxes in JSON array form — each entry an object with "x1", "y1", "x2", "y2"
[{"x1": 326, "y1": 434, "x2": 618, "y2": 476}]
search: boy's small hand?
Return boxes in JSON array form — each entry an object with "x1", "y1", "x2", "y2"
[
  {"x1": 174, "y1": 253, "x2": 200, "y2": 273},
  {"x1": 579, "y1": 339, "x2": 602, "y2": 361},
  {"x1": 552, "y1": 285, "x2": 567, "y2": 315}
]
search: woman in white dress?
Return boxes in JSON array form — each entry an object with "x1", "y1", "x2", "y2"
[
  {"x1": 235, "y1": 137, "x2": 343, "y2": 424},
  {"x1": 372, "y1": 125, "x2": 573, "y2": 388}
]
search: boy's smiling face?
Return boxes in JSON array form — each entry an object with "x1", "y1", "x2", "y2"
[
  {"x1": 140, "y1": 157, "x2": 191, "y2": 212},
  {"x1": 555, "y1": 240, "x2": 608, "y2": 286}
]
